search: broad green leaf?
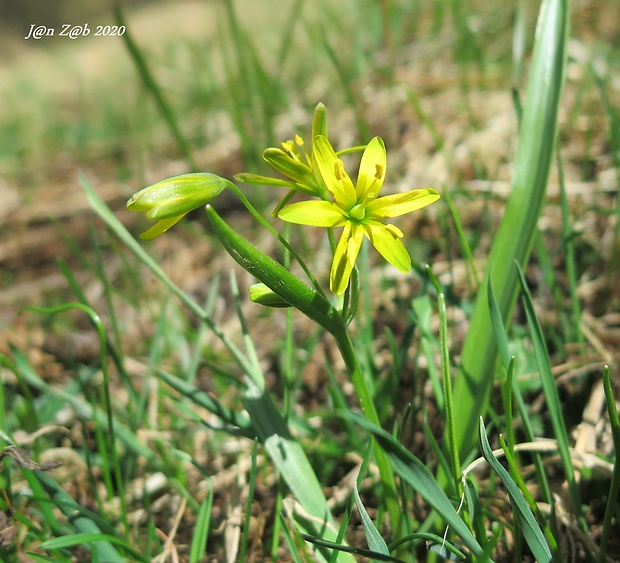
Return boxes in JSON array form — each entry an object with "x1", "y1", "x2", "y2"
[{"x1": 451, "y1": 0, "x2": 569, "y2": 460}]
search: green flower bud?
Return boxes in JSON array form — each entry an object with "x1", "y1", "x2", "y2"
[
  {"x1": 249, "y1": 283, "x2": 292, "y2": 308},
  {"x1": 127, "y1": 173, "x2": 226, "y2": 240}
]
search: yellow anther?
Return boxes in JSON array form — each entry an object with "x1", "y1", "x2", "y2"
[
  {"x1": 375, "y1": 164, "x2": 384, "y2": 180},
  {"x1": 334, "y1": 159, "x2": 346, "y2": 181},
  {"x1": 385, "y1": 223, "x2": 404, "y2": 238},
  {"x1": 282, "y1": 140, "x2": 295, "y2": 153},
  {"x1": 294, "y1": 134, "x2": 304, "y2": 146}
]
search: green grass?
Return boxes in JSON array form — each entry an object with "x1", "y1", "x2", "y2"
[{"x1": 1, "y1": 0, "x2": 619, "y2": 561}]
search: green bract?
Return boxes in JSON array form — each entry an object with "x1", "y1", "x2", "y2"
[
  {"x1": 278, "y1": 135, "x2": 441, "y2": 295},
  {"x1": 127, "y1": 173, "x2": 226, "y2": 240}
]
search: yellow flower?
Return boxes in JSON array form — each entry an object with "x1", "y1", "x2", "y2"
[
  {"x1": 234, "y1": 103, "x2": 330, "y2": 201},
  {"x1": 278, "y1": 135, "x2": 440, "y2": 295},
  {"x1": 127, "y1": 173, "x2": 226, "y2": 240}
]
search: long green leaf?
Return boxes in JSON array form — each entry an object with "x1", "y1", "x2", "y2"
[{"x1": 451, "y1": 0, "x2": 569, "y2": 459}]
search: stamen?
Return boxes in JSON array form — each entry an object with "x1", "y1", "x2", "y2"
[
  {"x1": 295, "y1": 134, "x2": 304, "y2": 146},
  {"x1": 385, "y1": 223, "x2": 404, "y2": 238},
  {"x1": 375, "y1": 164, "x2": 384, "y2": 180},
  {"x1": 334, "y1": 159, "x2": 346, "y2": 181}
]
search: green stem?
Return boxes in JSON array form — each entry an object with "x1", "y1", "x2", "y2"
[
  {"x1": 331, "y1": 328, "x2": 402, "y2": 538},
  {"x1": 427, "y1": 265, "x2": 461, "y2": 494}
]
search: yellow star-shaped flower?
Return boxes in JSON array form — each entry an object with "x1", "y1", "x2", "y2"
[{"x1": 278, "y1": 135, "x2": 440, "y2": 295}]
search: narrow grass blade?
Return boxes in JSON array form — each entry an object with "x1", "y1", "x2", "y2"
[
  {"x1": 301, "y1": 535, "x2": 407, "y2": 563},
  {"x1": 487, "y1": 274, "x2": 552, "y2": 504},
  {"x1": 590, "y1": 66, "x2": 620, "y2": 239},
  {"x1": 412, "y1": 296, "x2": 443, "y2": 412},
  {"x1": 452, "y1": 0, "x2": 569, "y2": 460},
  {"x1": 478, "y1": 418, "x2": 553, "y2": 561},
  {"x1": 317, "y1": 29, "x2": 369, "y2": 141},
  {"x1": 498, "y1": 435, "x2": 561, "y2": 560},
  {"x1": 516, "y1": 262, "x2": 586, "y2": 533},
  {"x1": 10, "y1": 345, "x2": 156, "y2": 463},
  {"x1": 25, "y1": 555, "x2": 65, "y2": 563},
  {"x1": 442, "y1": 189, "x2": 480, "y2": 291},
  {"x1": 156, "y1": 369, "x2": 251, "y2": 430},
  {"x1": 478, "y1": 419, "x2": 553, "y2": 563},
  {"x1": 389, "y1": 532, "x2": 467, "y2": 561},
  {"x1": 351, "y1": 414, "x2": 488, "y2": 560},
  {"x1": 24, "y1": 303, "x2": 128, "y2": 531},
  {"x1": 114, "y1": 4, "x2": 196, "y2": 171},
  {"x1": 239, "y1": 439, "x2": 259, "y2": 562},
  {"x1": 189, "y1": 485, "x2": 214, "y2": 563},
  {"x1": 557, "y1": 149, "x2": 583, "y2": 344},
  {"x1": 463, "y1": 476, "x2": 487, "y2": 549},
  {"x1": 329, "y1": 440, "x2": 374, "y2": 563}
]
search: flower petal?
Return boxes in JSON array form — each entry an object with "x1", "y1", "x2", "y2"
[
  {"x1": 140, "y1": 215, "x2": 185, "y2": 240},
  {"x1": 366, "y1": 188, "x2": 441, "y2": 218},
  {"x1": 330, "y1": 222, "x2": 364, "y2": 295},
  {"x1": 363, "y1": 222, "x2": 411, "y2": 272},
  {"x1": 313, "y1": 135, "x2": 357, "y2": 210},
  {"x1": 263, "y1": 148, "x2": 320, "y2": 195},
  {"x1": 356, "y1": 137, "x2": 386, "y2": 201},
  {"x1": 278, "y1": 200, "x2": 346, "y2": 227},
  {"x1": 146, "y1": 189, "x2": 224, "y2": 220},
  {"x1": 234, "y1": 173, "x2": 302, "y2": 189}
]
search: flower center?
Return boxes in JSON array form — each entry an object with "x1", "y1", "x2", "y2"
[{"x1": 349, "y1": 203, "x2": 366, "y2": 221}]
